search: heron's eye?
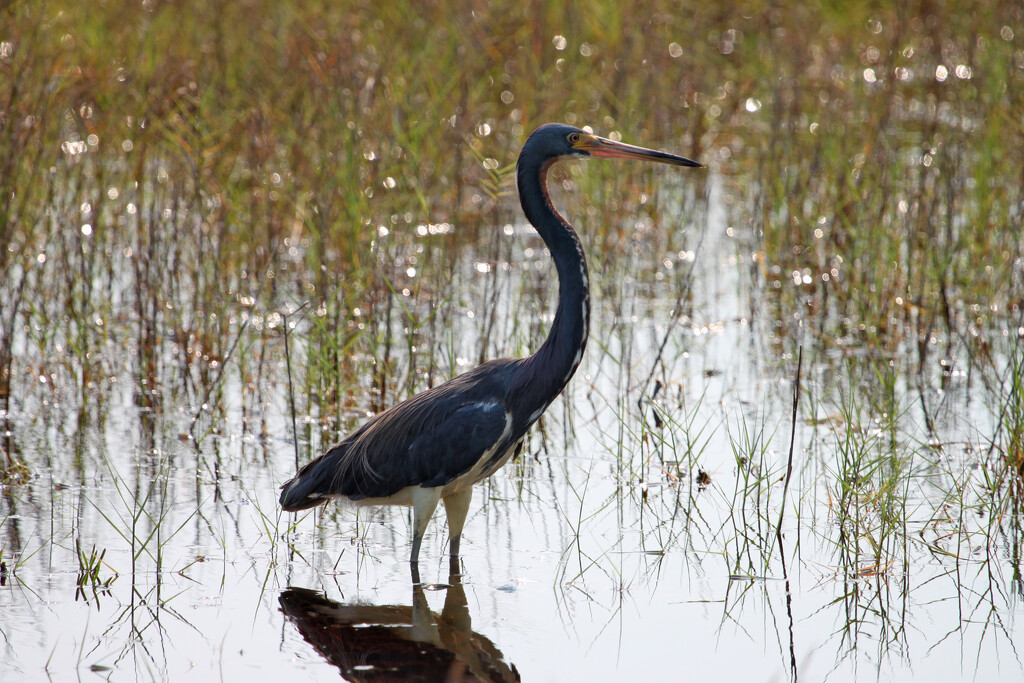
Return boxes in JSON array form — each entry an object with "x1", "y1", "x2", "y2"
[{"x1": 568, "y1": 133, "x2": 580, "y2": 144}]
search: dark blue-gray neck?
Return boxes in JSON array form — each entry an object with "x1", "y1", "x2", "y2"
[{"x1": 510, "y1": 150, "x2": 590, "y2": 426}]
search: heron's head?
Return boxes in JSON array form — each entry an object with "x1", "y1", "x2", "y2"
[{"x1": 524, "y1": 123, "x2": 703, "y2": 168}]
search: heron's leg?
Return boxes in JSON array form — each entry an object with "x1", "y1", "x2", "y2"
[
  {"x1": 410, "y1": 486, "x2": 442, "y2": 566},
  {"x1": 442, "y1": 486, "x2": 473, "y2": 558}
]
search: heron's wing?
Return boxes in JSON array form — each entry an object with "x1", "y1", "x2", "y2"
[
  {"x1": 281, "y1": 360, "x2": 520, "y2": 507},
  {"x1": 335, "y1": 394, "x2": 510, "y2": 498},
  {"x1": 407, "y1": 399, "x2": 511, "y2": 488}
]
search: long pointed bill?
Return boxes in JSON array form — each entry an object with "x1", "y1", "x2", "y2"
[{"x1": 574, "y1": 134, "x2": 703, "y2": 168}]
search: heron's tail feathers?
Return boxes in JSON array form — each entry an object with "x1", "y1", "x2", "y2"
[{"x1": 279, "y1": 447, "x2": 345, "y2": 511}]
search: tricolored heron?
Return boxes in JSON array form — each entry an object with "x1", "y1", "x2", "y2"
[{"x1": 280, "y1": 123, "x2": 702, "y2": 567}]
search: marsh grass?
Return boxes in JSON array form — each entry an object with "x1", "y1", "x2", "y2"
[
  {"x1": 827, "y1": 380, "x2": 912, "y2": 577},
  {"x1": 724, "y1": 406, "x2": 785, "y2": 576},
  {"x1": 74, "y1": 540, "x2": 117, "y2": 604},
  {"x1": 992, "y1": 331, "x2": 1024, "y2": 480},
  {"x1": 2, "y1": 0, "x2": 1016, "y2": 437}
]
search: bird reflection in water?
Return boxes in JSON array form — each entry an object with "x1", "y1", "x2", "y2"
[{"x1": 280, "y1": 568, "x2": 519, "y2": 682}]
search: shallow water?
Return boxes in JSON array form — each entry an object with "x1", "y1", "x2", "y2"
[{"x1": 2, "y1": 168, "x2": 1022, "y2": 682}]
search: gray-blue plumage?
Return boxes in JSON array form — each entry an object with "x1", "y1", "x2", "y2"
[
  {"x1": 280, "y1": 359, "x2": 521, "y2": 509},
  {"x1": 279, "y1": 123, "x2": 702, "y2": 568}
]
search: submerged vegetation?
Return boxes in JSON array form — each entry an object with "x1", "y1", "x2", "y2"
[{"x1": 1, "y1": 0, "x2": 1023, "y2": 680}]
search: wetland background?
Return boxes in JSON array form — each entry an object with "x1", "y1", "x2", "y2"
[{"x1": 2, "y1": 0, "x2": 1023, "y2": 680}]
